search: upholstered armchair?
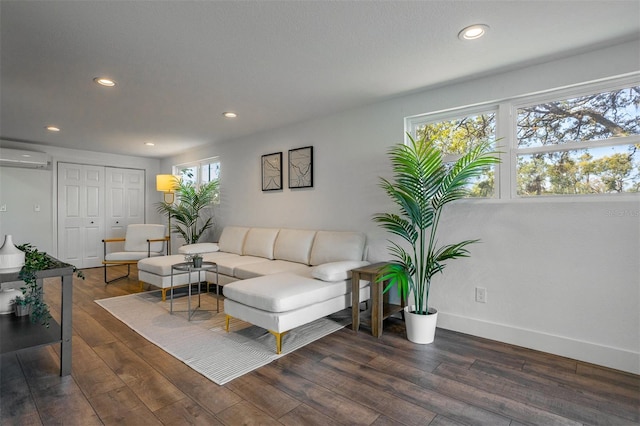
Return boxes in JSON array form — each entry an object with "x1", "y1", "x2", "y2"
[{"x1": 102, "y1": 224, "x2": 168, "y2": 284}]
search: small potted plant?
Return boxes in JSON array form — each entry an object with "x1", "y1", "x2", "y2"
[
  {"x1": 185, "y1": 253, "x2": 203, "y2": 268},
  {"x1": 13, "y1": 294, "x2": 32, "y2": 317}
]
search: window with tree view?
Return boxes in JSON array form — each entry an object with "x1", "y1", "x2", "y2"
[
  {"x1": 516, "y1": 85, "x2": 639, "y2": 196},
  {"x1": 175, "y1": 158, "x2": 221, "y2": 203},
  {"x1": 414, "y1": 110, "x2": 497, "y2": 197}
]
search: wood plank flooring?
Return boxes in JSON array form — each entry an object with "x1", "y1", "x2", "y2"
[{"x1": 1, "y1": 265, "x2": 638, "y2": 425}]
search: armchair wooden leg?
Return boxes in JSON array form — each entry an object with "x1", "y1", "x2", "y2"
[{"x1": 225, "y1": 315, "x2": 231, "y2": 332}]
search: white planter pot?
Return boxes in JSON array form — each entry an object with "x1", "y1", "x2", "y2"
[
  {"x1": 0, "y1": 289, "x2": 18, "y2": 314},
  {"x1": 404, "y1": 305, "x2": 438, "y2": 344}
]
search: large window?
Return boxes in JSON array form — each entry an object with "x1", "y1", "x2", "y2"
[
  {"x1": 174, "y1": 157, "x2": 221, "y2": 203},
  {"x1": 408, "y1": 109, "x2": 498, "y2": 197},
  {"x1": 515, "y1": 86, "x2": 639, "y2": 196},
  {"x1": 406, "y1": 76, "x2": 639, "y2": 199}
]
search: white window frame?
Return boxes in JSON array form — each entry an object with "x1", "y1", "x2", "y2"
[
  {"x1": 510, "y1": 78, "x2": 640, "y2": 199},
  {"x1": 406, "y1": 104, "x2": 501, "y2": 199},
  {"x1": 173, "y1": 156, "x2": 221, "y2": 203},
  {"x1": 405, "y1": 73, "x2": 640, "y2": 201}
]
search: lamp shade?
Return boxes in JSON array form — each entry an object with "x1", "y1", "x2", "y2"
[{"x1": 156, "y1": 174, "x2": 178, "y2": 192}]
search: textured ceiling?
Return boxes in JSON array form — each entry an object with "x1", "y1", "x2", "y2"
[{"x1": 1, "y1": 0, "x2": 638, "y2": 158}]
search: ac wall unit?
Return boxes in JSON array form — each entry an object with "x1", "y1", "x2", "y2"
[{"x1": 0, "y1": 148, "x2": 51, "y2": 169}]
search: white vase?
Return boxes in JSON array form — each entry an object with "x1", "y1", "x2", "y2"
[
  {"x1": 404, "y1": 305, "x2": 438, "y2": 344},
  {"x1": 0, "y1": 288, "x2": 18, "y2": 314},
  {"x1": 0, "y1": 235, "x2": 25, "y2": 273}
]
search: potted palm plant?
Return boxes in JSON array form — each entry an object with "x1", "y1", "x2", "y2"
[
  {"x1": 373, "y1": 133, "x2": 500, "y2": 344},
  {"x1": 156, "y1": 176, "x2": 219, "y2": 244}
]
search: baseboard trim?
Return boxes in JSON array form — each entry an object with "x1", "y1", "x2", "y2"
[{"x1": 437, "y1": 312, "x2": 639, "y2": 375}]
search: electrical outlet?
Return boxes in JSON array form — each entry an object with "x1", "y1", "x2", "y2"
[
  {"x1": 0, "y1": 204, "x2": 6, "y2": 212},
  {"x1": 34, "y1": 204, "x2": 41, "y2": 212},
  {"x1": 475, "y1": 287, "x2": 487, "y2": 303}
]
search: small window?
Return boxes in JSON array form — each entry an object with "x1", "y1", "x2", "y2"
[
  {"x1": 410, "y1": 110, "x2": 497, "y2": 197},
  {"x1": 516, "y1": 86, "x2": 640, "y2": 196},
  {"x1": 174, "y1": 157, "x2": 220, "y2": 203}
]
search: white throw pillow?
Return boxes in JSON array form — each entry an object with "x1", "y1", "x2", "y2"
[
  {"x1": 311, "y1": 260, "x2": 370, "y2": 282},
  {"x1": 178, "y1": 243, "x2": 219, "y2": 254}
]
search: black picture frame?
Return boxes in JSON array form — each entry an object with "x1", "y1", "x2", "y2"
[
  {"x1": 261, "y1": 152, "x2": 282, "y2": 191},
  {"x1": 288, "y1": 146, "x2": 313, "y2": 188}
]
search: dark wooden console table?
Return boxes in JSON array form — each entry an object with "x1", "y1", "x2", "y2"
[{"x1": 0, "y1": 257, "x2": 74, "y2": 376}]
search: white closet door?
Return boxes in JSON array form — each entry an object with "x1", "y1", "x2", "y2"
[
  {"x1": 57, "y1": 163, "x2": 105, "y2": 268},
  {"x1": 105, "y1": 167, "x2": 145, "y2": 242}
]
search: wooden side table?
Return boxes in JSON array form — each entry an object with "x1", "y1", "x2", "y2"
[{"x1": 351, "y1": 262, "x2": 404, "y2": 338}]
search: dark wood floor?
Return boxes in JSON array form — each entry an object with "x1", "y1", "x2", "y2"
[{"x1": 1, "y1": 265, "x2": 638, "y2": 425}]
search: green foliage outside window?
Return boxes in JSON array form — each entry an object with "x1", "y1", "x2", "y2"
[
  {"x1": 415, "y1": 113, "x2": 496, "y2": 197},
  {"x1": 516, "y1": 86, "x2": 639, "y2": 196}
]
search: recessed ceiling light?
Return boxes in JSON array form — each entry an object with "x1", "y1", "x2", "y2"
[
  {"x1": 144, "y1": 142, "x2": 155, "y2": 146},
  {"x1": 458, "y1": 24, "x2": 489, "y2": 41},
  {"x1": 93, "y1": 77, "x2": 116, "y2": 87},
  {"x1": 223, "y1": 112, "x2": 238, "y2": 118},
  {"x1": 46, "y1": 126, "x2": 60, "y2": 132}
]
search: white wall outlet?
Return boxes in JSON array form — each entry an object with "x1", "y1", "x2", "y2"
[
  {"x1": 475, "y1": 287, "x2": 487, "y2": 303},
  {"x1": 34, "y1": 204, "x2": 41, "y2": 212},
  {"x1": 0, "y1": 204, "x2": 6, "y2": 212}
]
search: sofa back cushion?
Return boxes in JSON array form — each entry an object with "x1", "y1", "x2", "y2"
[
  {"x1": 243, "y1": 228, "x2": 280, "y2": 259},
  {"x1": 218, "y1": 226, "x2": 250, "y2": 255},
  {"x1": 309, "y1": 231, "x2": 366, "y2": 266},
  {"x1": 273, "y1": 228, "x2": 317, "y2": 264}
]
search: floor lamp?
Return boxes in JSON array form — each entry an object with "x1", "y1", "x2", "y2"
[{"x1": 156, "y1": 174, "x2": 177, "y2": 255}]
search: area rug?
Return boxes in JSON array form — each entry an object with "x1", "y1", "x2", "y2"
[{"x1": 95, "y1": 291, "x2": 349, "y2": 385}]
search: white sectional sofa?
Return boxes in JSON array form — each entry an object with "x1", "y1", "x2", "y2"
[{"x1": 137, "y1": 226, "x2": 371, "y2": 352}]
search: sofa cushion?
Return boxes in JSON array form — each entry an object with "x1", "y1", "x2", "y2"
[
  {"x1": 214, "y1": 255, "x2": 270, "y2": 277},
  {"x1": 218, "y1": 226, "x2": 250, "y2": 254},
  {"x1": 234, "y1": 260, "x2": 311, "y2": 280},
  {"x1": 309, "y1": 231, "x2": 366, "y2": 266},
  {"x1": 106, "y1": 251, "x2": 164, "y2": 262},
  {"x1": 178, "y1": 243, "x2": 219, "y2": 254},
  {"x1": 202, "y1": 251, "x2": 240, "y2": 264},
  {"x1": 273, "y1": 228, "x2": 317, "y2": 265},
  {"x1": 137, "y1": 254, "x2": 193, "y2": 276},
  {"x1": 243, "y1": 228, "x2": 280, "y2": 259},
  {"x1": 311, "y1": 260, "x2": 370, "y2": 282},
  {"x1": 223, "y1": 273, "x2": 353, "y2": 313}
]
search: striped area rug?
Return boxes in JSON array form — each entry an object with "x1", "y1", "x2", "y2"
[{"x1": 95, "y1": 291, "x2": 349, "y2": 385}]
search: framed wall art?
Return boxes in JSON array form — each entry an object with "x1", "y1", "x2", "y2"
[
  {"x1": 261, "y1": 152, "x2": 282, "y2": 191},
  {"x1": 288, "y1": 146, "x2": 313, "y2": 188}
]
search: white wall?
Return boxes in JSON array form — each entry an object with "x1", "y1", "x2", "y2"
[
  {"x1": 0, "y1": 141, "x2": 162, "y2": 255},
  {"x1": 163, "y1": 40, "x2": 640, "y2": 373}
]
